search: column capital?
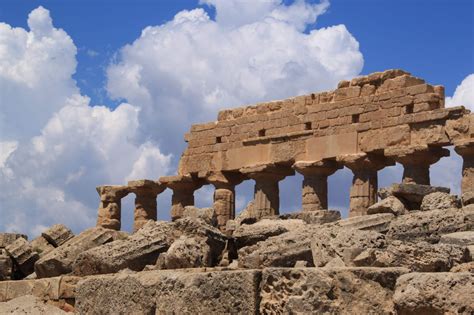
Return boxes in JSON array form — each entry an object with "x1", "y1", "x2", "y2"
[
  {"x1": 454, "y1": 140, "x2": 474, "y2": 157},
  {"x1": 292, "y1": 159, "x2": 342, "y2": 177},
  {"x1": 159, "y1": 174, "x2": 204, "y2": 191},
  {"x1": 127, "y1": 179, "x2": 166, "y2": 196},
  {"x1": 240, "y1": 163, "x2": 294, "y2": 181},
  {"x1": 96, "y1": 185, "x2": 130, "y2": 201},
  {"x1": 337, "y1": 153, "x2": 393, "y2": 172},
  {"x1": 201, "y1": 171, "x2": 245, "y2": 188},
  {"x1": 385, "y1": 145, "x2": 450, "y2": 165}
]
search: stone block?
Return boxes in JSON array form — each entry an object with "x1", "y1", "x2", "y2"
[
  {"x1": 0, "y1": 295, "x2": 67, "y2": 315},
  {"x1": 279, "y1": 210, "x2": 341, "y2": 224},
  {"x1": 259, "y1": 267, "x2": 409, "y2": 314},
  {"x1": 335, "y1": 213, "x2": 395, "y2": 233},
  {"x1": 367, "y1": 196, "x2": 407, "y2": 216},
  {"x1": 0, "y1": 249, "x2": 12, "y2": 281},
  {"x1": 393, "y1": 272, "x2": 474, "y2": 314},
  {"x1": 6, "y1": 277, "x2": 60, "y2": 301},
  {"x1": 41, "y1": 224, "x2": 74, "y2": 247},
  {"x1": 5, "y1": 238, "x2": 39, "y2": 277},
  {"x1": 30, "y1": 236, "x2": 55, "y2": 257},
  {"x1": 439, "y1": 231, "x2": 474, "y2": 246},
  {"x1": 75, "y1": 269, "x2": 261, "y2": 314},
  {"x1": 0, "y1": 233, "x2": 27, "y2": 248}
]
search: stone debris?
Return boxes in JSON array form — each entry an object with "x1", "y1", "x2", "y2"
[
  {"x1": 5, "y1": 238, "x2": 39, "y2": 277},
  {"x1": 367, "y1": 196, "x2": 407, "y2": 216},
  {"x1": 30, "y1": 236, "x2": 55, "y2": 257},
  {"x1": 41, "y1": 224, "x2": 74, "y2": 247},
  {"x1": 380, "y1": 183, "x2": 450, "y2": 209},
  {"x1": 279, "y1": 209, "x2": 341, "y2": 224},
  {"x1": 334, "y1": 212, "x2": 395, "y2": 233},
  {"x1": 420, "y1": 191, "x2": 460, "y2": 211},
  {"x1": 0, "y1": 233, "x2": 27, "y2": 248},
  {"x1": 182, "y1": 206, "x2": 217, "y2": 226},
  {"x1": 0, "y1": 249, "x2": 12, "y2": 281},
  {"x1": 0, "y1": 295, "x2": 67, "y2": 315}
]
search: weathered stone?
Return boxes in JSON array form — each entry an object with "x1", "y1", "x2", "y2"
[
  {"x1": 41, "y1": 224, "x2": 74, "y2": 247},
  {"x1": 35, "y1": 227, "x2": 122, "y2": 278},
  {"x1": 335, "y1": 213, "x2": 395, "y2": 233},
  {"x1": 96, "y1": 185, "x2": 130, "y2": 230},
  {"x1": 279, "y1": 209, "x2": 341, "y2": 224},
  {"x1": 0, "y1": 295, "x2": 67, "y2": 315},
  {"x1": 393, "y1": 272, "x2": 474, "y2": 314},
  {"x1": 455, "y1": 141, "x2": 474, "y2": 206},
  {"x1": 30, "y1": 236, "x2": 55, "y2": 257},
  {"x1": 5, "y1": 238, "x2": 39, "y2": 277},
  {"x1": 233, "y1": 219, "x2": 305, "y2": 249},
  {"x1": 0, "y1": 249, "x2": 12, "y2": 281},
  {"x1": 74, "y1": 218, "x2": 226, "y2": 276},
  {"x1": 157, "y1": 236, "x2": 213, "y2": 269},
  {"x1": 353, "y1": 240, "x2": 469, "y2": 271},
  {"x1": 260, "y1": 267, "x2": 409, "y2": 314},
  {"x1": 380, "y1": 183, "x2": 450, "y2": 209},
  {"x1": 160, "y1": 175, "x2": 204, "y2": 221},
  {"x1": 0, "y1": 233, "x2": 27, "y2": 248},
  {"x1": 128, "y1": 179, "x2": 166, "y2": 232},
  {"x1": 75, "y1": 269, "x2": 261, "y2": 314},
  {"x1": 311, "y1": 227, "x2": 386, "y2": 267},
  {"x1": 367, "y1": 196, "x2": 407, "y2": 215},
  {"x1": 451, "y1": 261, "x2": 474, "y2": 272},
  {"x1": 420, "y1": 191, "x2": 460, "y2": 211},
  {"x1": 386, "y1": 206, "x2": 473, "y2": 242},
  {"x1": 440, "y1": 230, "x2": 474, "y2": 246},
  {"x1": 182, "y1": 206, "x2": 217, "y2": 226}
]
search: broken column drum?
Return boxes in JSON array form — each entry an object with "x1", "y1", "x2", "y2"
[{"x1": 128, "y1": 180, "x2": 166, "y2": 232}]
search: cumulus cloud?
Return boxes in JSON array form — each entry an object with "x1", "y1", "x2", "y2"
[
  {"x1": 446, "y1": 73, "x2": 474, "y2": 110},
  {"x1": 106, "y1": 0, "x2": 363, "y2": 154},
  {"x1": 0, "y1": 7, "x2": 171, "y2": 237}
]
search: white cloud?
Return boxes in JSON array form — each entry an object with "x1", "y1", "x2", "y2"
[
  {"x1": 0, "y1": 7, "x2": 171, "y2": 237},
  {"x1": 446, "y1": 73, "x2": 474, "y2": 110},
  {"x1": 106, "y1": 0, "x2": 363, "y2": 154}
]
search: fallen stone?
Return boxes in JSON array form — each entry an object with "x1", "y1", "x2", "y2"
[
  {"x1": 156, "y1": 235, "x2": 212, "y2": 269},
  {"x1": 462, "y1": 191, "x2": 474, "y2": 206},
  {"x1": 311, "y1": 227, "x2": 386, "y2": 267},
  {"x1": 334, "y1": 213, "x2": 395, "y2": 233},
  {"x1": 367, "y1": 196, "x2": 407, "y2": 216},
  {"x1": 41, "y1": 224, "x2": 74, "y2": 247},
  {"x1": 420, "y1": 191, "x2": 460, "y2": 211},
  {"x1": 233, "y1": 219, "x2": 305, "y2": 249},
  {"x1": 353, "y1": 240, "x2": 469, "y2": 272},
  {"x1": 73, "y1": 218, "x2": 226, "y2": 276},
  {"x1": 5, "y1": 238, "x2": 39, "y2": 277},
  {"x1": 386, "y1": 206, "x2": 474, "y2": 242},
  {"x1": 0, "y1": 233, "x2": 27, "y2": 248},
  {"x1": 75, "y1": 269, "x2": 261, "y2": 314},
  {"x1": 393, "y1": 272, "x2": 474, "y2": 314},
  {"x1": 259, "y1": 267, "x2": 409, "y2": 314},
  {"x1": 182, "y1": 206, "x2": 217, "y2": 227},
  {"x1": 279, "y1": 210, "x2": 341, "y2": 224},
  {"x1": 439, "y1": 230, "x2": 474, "y2": 246},
  {"x1": 35, "y1": 227, "x2": 123, "y2": 278},
  {"x1": 30, "y1": 236, "x2": 55, "y2": 257},
  {"x1": 379, "y1": 183, "x2": 450, "y2": 209},
  {"x1": 0, "y1": 249, "x2": 12, "y2": 281},
  {"x1": 451, "y1": 261, "x2": 474, "y2": 272},
  {"x1": 0, "y1": 295, "x2": 67, "y2": 315}
]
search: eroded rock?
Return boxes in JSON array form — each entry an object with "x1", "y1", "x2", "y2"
[
  {"x1": 420, "y1": 191, "x2": 460, "y2": 211},
  {"x1": 5, "y1": 238, "x2": 39, "y2": 277},
  {"x1": 279, "y1": 210, "x2": 341, "y2": 224},
  {"x1": 41, "y1": 224, "x2": 74, "y2": 247},
  {"x1": 367, "y1": 196, "x2": 407, "y2": 216},
  {"x1": 0, "y1": 295, "x2": 67, "y2": 315}
]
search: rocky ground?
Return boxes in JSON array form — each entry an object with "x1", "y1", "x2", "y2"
[{"x1": 1, "y1": 183, "x2": 473, "y2": 314}]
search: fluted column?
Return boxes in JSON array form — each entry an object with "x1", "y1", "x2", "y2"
[
  {"x1": 96, "y1": 185, "x2": 130, "y2": 230},
  {"x1": 293, "y1": 160, "x2": 342, "y2": 211},
  {"x1": 160, "y1": 175, "x2": 203, "y2": 221},
  {"x1": 385, "y1": 145, "x2": 449, "y2": 185},
  {"x1": 128, "y1": 180, "x2": 166, "y2": 232},
  {"x1": 241, "y1": 164, "x2": 294, "y2": 220},
  {"x1": 205, "y1": 172, "x2": 244, "y2": 232},
  {"x1": 337, "y1": 153, "x2": 394, "y2": 217},
  {"x1": 455, "y1": 141, "x2": 474, "y2": 205}
]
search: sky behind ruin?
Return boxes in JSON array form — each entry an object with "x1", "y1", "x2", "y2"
[{"x1": 1, "y1": 0, "x2": 473, "y2": 237}]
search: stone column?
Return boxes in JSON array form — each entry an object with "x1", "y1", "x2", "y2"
[
  {"x1": 293, "y1": 160, "x2": 342, "y2": 211},
  {"x1": 160, "y1": 175, "x2": 203, "y2": 221},
  {"x1": 205, "y1": 172, "x2": 244, "y2": 232},
  {"x1": 96, "y1": 185, "x2": 130, "y2": 230},
  {"x1": 454, "y1": 141, "x2": 474, "y2": 205},
  {"x1": 241, "y1": 164, "x2": 294, "y2": 220},
  {"x1": 128, "y1": 180, "x2": 166, "y2": 232},
  {"x1": 385, "y1": 146, "x2": 450, "y2": 185},
  {"x1": 337, "y1": 153, "x2": 394, "y2": 217}
]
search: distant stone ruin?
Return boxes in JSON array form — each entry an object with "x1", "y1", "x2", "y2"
[{"x1": 96, "y1": 69, "x2": 473, "y2": 231}]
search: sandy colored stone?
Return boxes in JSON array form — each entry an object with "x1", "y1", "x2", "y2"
[
  {"x1": 260, "y1": 267, "x2": 409, "y2": 314},
  {"x1": 451, "y1": 261, "x2": 474, "y2": 272},
  {"x1": 353, "y1": 240, "x2": 469, "y2": 272},
  {"x1": 30, "y1": 236, "x2": 55, "y2": 257},
  {"x1": 182, "y1": 206, "x2": 217, "y2": 226},
  {"x1": 334, "y1": 213, "x2": 395, "y2": 233},
  {"x1": 0, "y1": 233, "x2": 27, "y2": 248},
  {"x1": 420, "y1": 191, "x2": 460, "y2": 211},
  {"x1": 367, "y1": 196, "x2": 407, "y2": 215},
  {"x1": 0, "y1": 249, "x2": 12, "y2": 281},
  {"x1": 439, "y1": 230, "x2": 474, "y2": 246},
  {"x1": 75, "y1": 269, "x2": 261, "y2": 314},
  {"x1": 386, "y1": 206, "x2": 474, "y2": 242},
  {"x1": 41, "y1": 224, "x2": 74, "y2": 247},
  {"x1": 35, "y1": 227, "x2": 123, "y2": 278},
  {"x1": 5, "y1": 238, "x2": 39, "y2": 277},
  {"x1": 279, "y1": 209, "x2": 341, "y2": 224},
  {"x1": 0, "y1": 295, "x2": 67, "y2": 315},
  {"x1": 156, "y1": 236, "x2": 213, "y2": 269},
  {"x1": 380, "y1": 183, "x2": 450, "y2": 209},
  {"x1": 393, "y1": 272, "x2": 474, "y2": 314}
]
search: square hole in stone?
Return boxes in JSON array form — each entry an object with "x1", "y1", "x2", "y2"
[
  {"x1": 216, "y1": 136, "x2": 222, "y2": 143},
  {"x1": 305, "y1": 122, "x2": 312, "y2": 130},
  {"x1": 352, "y1": 114, "x2": 360, "y2": 123},
  {"x1": 405, "y1": 104, "x2": 414, "y2": 114},
  {"x1": 259, "y1": 129, "x2": 266, "y2": 137}
]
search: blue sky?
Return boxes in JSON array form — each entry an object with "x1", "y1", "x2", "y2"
[{"x1": 0, "y1": 0, "x2": 473, "y2": 236}]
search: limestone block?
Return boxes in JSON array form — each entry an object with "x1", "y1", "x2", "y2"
[
  {"x1": 0, "y1": 281, "x2": 5, "y2": 302},
  {"x1": 0, "y1": 249, "x2": 12, "y2": 281},
  {"x1": 386, "y1": 207, "x2": 474, "y2": 243},
  {"x1": 393, "y1": 272, "x2": 474, "y2": 314},
  {"x1": 259, "y1": 267, "x2": 409, "y2": 314},
  {"x1": 5, "y1": 238, "x2": 39, "y2": 277},
  {"x1": 0, "y1": 295, "x2": 67, "y2": 315},
  {"x1": 451, "y1": 261, "x2": 474, "y2": 272},
  {"x1": 182, "y1": 206, "x2": 217, "y2": 226},
  {"x1": 156, "y1": 235, "x2": 216, "y2": 269},
  {"x1": 41, "y1": 224, "x2": 74, "y2": 247},
  {"x1": 380, "y1": 183, "x2": 450, "y2": 209},
  {"x1": 6, "y1": 277, "x2": 60, "y2": 301},
  {"x1": 311, "y1": 227, "x2": 386, "y2": 267},
  {"x1": 367, "y1": 196, "x2": 407, "y2": 216},
  {"x1": 279, "y1": 209, "x2": 341, "y2": 224},
  {"x1": 233, "y1": 219, "x2": 305, "y2": 249},
  {"x1": 75, "y1": 269, "x2": 261, "y2": 314},
  {"x1": 73, "y1": 218, "x2": 226, "y2": 276},
  {"x1": 420, "y1": 191, "x2": 460, "y2": 211},
  {"x1": 30, "y1": 236, "x2": 55, "y2": 257},
  {"x1": 353, "y1": 240, "x2": 469, "y2": 272},
  {"x1": 439, "y1": 231, "x2": 474, "y2": 246},
  {"x1": 334, "y1": 213, "x2": 395, "y2": 233},
  {"x1": 58, "y1": 276, "x2": 81, "y2": 299},
  {"x1": 35, "y1": 227, "x2": 122, "y2": 278},
  {"x1": 0, "y1": 233, "x2": 27, "y2": 248},
  {"x1": 358, "y1": 124, "x2": 410, "y2": 152}
]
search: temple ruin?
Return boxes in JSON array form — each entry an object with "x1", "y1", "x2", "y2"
[{"x1": 95, "y1": 69, "x2": 474, "y2": 232}]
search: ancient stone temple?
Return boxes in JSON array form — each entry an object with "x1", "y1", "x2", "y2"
[{"x1": 96, "y1": 69, "x2": 474, "y2": 231}]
